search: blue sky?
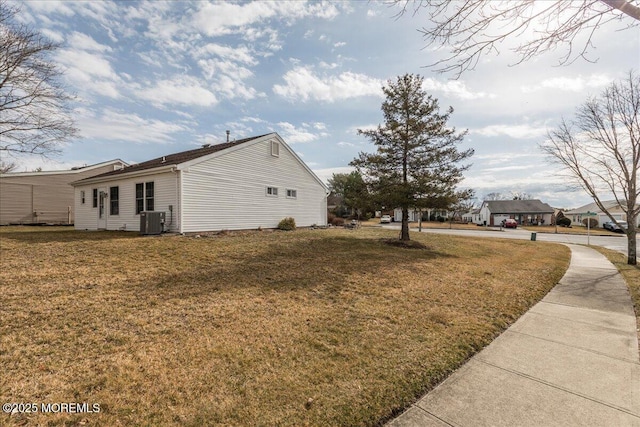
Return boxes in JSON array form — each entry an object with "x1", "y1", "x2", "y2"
[{"x1": 8, "y1": 0, "x2": 640, "y2": 208}]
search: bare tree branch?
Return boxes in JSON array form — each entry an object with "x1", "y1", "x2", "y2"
[
  {"x1": 0, "y1": 0, "x2": 78, "y2": 157},
  {"x1": 394, "y1": 0, "x2": 639, "y2": 78},
  {"x1": 0, "y1": 159, "x2": 16, "y2": 173}
]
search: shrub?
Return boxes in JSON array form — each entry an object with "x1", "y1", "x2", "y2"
[
  {"x1": 327, "y1": 213, "x2": 336, "y2": 224},
  {"x1": 557, "y1": 217, "x2": 571, "y2": 227},
  {"x1": 331, "y1": 217, "x2": 345, "y2": 226},
  {"x1": 277, "y1": 217, "x2": 296, "y2": 231},
  {"x1": 582, "y1": 218, "x2": 598, "y2": 229},
  {"x1": 437, "y1": 216, "x2": 445, "y2": 222}
]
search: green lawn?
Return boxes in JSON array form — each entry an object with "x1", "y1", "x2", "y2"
[{"x1": 1, "y1": 226, "x2": 570, "y2": 426}]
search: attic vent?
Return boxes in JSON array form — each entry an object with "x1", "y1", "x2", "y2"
[{"x1": 271, "y1": 140, "x2": 280, "y2": 157}]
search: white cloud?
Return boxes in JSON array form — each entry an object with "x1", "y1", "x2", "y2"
[
  {"x1": 41, "y1": 28, "x2": 65, "y2": 43},
  {"x1": 312, "y1": 166, "x2": 355, "y2": 184},
  {"x1": 277, "y1": 122, "x2": 326, "y2": 144},
  {"x1": 196, "y1": 59, "x2": 261, "y2": 100},
  {"x1": 8, "y1": 156, "x2": 92, "y2": 173},
  {"x1": 319, "y1": 61, "x2": 339, "y2": 69},
  {"x1": 56, "y1": 49, "x2": 118, "y2": 80},
  {"x1": 76, "y1": 108, "x2": 185, "y2": 143},
  {"x1": 24, "y1": 1, "x2": 75, "y2": 17},
  {"x1": 334, "y1": 41, "x2": 346, "y2": 48},
  {"x1": 56, "y1": 48, "x2": 122, "y2": 98},
  {"x1": 192, "y1": 2, "x2": 340, "y2": 37},
  {"x1": 134, "y1": 76, "x2": 218, "y2": 107},
  {"x1": 474, "y1": 152, "x2": 542, "y2": 165},
  {"x1": 482, "y1": 164, "x2": 538, "y2": 173},
  {"x1": 273, "y1": 66, "x2": 382, "y2": 102},
  {"x1": 422, "y1": 78, "x2": 493, "y2": 100},
  {"x1": 195, "y1": 43, "x2": 258, "y2": 65},
  {"x1": 349, "y1": 124, "x2": 377, "y2": 134},
  {"x1": 67, "y1": 32, "x2": 112, "y2": 52},
  {"x1": 521, "y1": 74, "x2": 613, "y2": 93},
  {"x1": 473, "y1": 123, "x2": 548, "y2": 139},
  {"x1": 337, "y1": 141, "x2": 356, "y2": 147}
]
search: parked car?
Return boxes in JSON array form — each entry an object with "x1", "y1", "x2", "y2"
[
  {"x1": 380, "y1": 215, "x2": 391, "y2": 224},
  {"x1": 502, "y1": 218, "x2": 518, "y2": 228},
  {"x1": 603, "y1": 220, "x2": 627, "y2": 233}
]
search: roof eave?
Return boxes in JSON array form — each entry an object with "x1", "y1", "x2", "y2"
[{"x1": 71, "y1": 164, "x2": 178, "y2": 186}]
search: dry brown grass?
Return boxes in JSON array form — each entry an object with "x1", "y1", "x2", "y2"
[{"x1": 0, "y1": 226, "x2": 569, "y2": 426}]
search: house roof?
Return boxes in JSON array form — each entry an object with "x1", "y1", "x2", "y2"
[
  {"x1": 483, "y1": 199, "x2": 554, "y2": 214},
  {"x1": 0, "y1": 159, "x2": 127, "y2": 178},
  {"x1": 74, "y1": 134, "x2": 269, "y2": 183}
]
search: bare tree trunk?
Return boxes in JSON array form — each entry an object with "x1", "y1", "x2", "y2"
[
  {"x1": 401, "y1": 207, "x2": 410, "y2": 241},
  {"x1": 601, "y1": 0, "x2": 640, "y2": 21},
  {"x1": 627, "y1": 226, "x2": 637, "y2": 265}
]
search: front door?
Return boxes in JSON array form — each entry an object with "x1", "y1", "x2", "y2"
[{"x1": 97, "y1": 188, "x2": 107, "y2": 229}]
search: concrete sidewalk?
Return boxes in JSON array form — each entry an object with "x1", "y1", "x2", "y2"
[{"x1": 388, "y1": 244, "x2": 640, "y2": 427}]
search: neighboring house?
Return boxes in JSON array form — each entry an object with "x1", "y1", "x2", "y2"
[
  {"x1": 478, "y1": 200, "x2": 554, "y2": 226},
  {"x1": 563, "y1": 200, "x2": 640, "y2": 227},
  {"x1": 393, "y1": 208, "x2": 421, "y2": 222},
  {"x1": 71, "y1": 133, "x2": 328, "y2": 233},
  {"x1": 462, "y1": 208, "x2": 481, "y2": 224},
  {"x1": 0, "y1": 160, "x2": 127, "y2": 225},
  {"x1": 393, "y1": 208, "x2": 450, "y2": 222}
]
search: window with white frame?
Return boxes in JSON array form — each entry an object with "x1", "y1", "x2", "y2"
[
  {"x1": 266, "y1": 186, "x2": 278, "y2": 196},
  {"x1": 286, "y1": 189, "x2": 297, "y2": 199},
  {"x1": 135, "y1": 181, "x2": 155, "y2": 214},
  {"x1": 270, "y1": 140, "x2": 280, "y2": 157},
  {"x1": 109, "y1": 186, "x2": 119, "y2": 215}
]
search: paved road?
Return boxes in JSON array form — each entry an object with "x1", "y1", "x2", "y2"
[{"x1": 383, "y1": 225, "x2": 635, "y2": 256}]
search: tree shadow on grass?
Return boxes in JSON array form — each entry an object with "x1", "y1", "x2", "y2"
[{"x1": 139, "y1": 234, "x2": 456, "y2": 300}]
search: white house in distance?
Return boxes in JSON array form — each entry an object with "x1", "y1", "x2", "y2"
[
  {"x1": 0, "y1": 159, "x2": 127, "y2": 225},
  {"x1": 563, "y1": 200, "x2": 640, "y2": 228},
  {"x1": 478, "y1": 200, "x2": 554, "y2": 226},
  {"x1": 71, "y1": 133, "x2": 328, "y2": 233}
]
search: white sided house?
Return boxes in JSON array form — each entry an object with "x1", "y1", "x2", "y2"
[
  {"x1": 563, "y1": 200, "x2": 640, "y2": 228},
  {"x1": 478, "y1": 200, "x2": 554, "y2": 226},
  {"x1": 0, "y1": 159, "x2": 127, "y2": 225},
  {"x1": 72, "y1": 133, "x2": 328, "y2": 233}
]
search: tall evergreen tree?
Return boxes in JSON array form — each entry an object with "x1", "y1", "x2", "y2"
[{"x1": 351, "y1": 73, "x2": 473, "y2": 241}]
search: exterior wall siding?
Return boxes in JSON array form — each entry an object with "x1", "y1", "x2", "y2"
[
  {"x1": 181, "y1": 137, "x2": 327, "y2": 232},
  {"x1": 0, "y1": 162, "x2": 124, "y2": 225},
  {"x1": 74, "y1": 171, "x2": 179, "y2": 232}
]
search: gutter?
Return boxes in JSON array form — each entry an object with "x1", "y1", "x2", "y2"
[{"x1": 70, "y1": 164, "x2": 178, "y2": 186}]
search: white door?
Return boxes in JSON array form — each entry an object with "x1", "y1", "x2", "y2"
[{"x1": 97, "y1": 188, "x2": 107, "y2": 229}]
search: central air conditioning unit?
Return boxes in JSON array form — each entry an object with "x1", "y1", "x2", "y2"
[{"x1": 140, "y1": 211, "x2": 165, "y2": 235}]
